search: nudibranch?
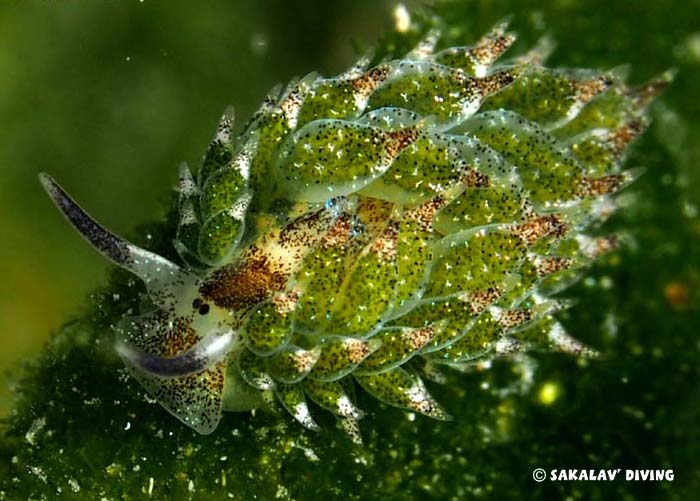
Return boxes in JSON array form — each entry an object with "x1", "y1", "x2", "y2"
[{"x1": 41, "y1": 19, "x2": 669, "y2": 440}]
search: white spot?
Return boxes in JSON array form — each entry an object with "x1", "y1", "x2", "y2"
[
  {"x1": 354, "y1": 93, "x2": 369, "y2": 112},
  {"x1": 294, "y1": 402, "x2": 314, "y2": 427},
  {"x1": 337, "y1": 395, "x2": 355, "y2": 417},
  {"x1": 250, "y1": 32, "x2": 269, "y2": 55},
  {"x1": 393, "y1": 4, "x2": 411, "y2": 33},
  {"x1": 683, "y1": 201, "x2": 698, "y2": 218},
  {"x1": 227, "y1": 193, "x2": 252, "y2": 220},
  {"x1": 68, "y1": 477, "x2": 81, "y2": 493},
  {"x1": 474, "y1": 64, "x2": 487, "y2": 78},
  {"x1": 296, "y1": 444, "x2": 320, "y2": 462},
  {"x1": 234, "y1": 147, "x2": 253, "y2": 180},
  {"x1": 29, "y1": 466, "x2": 47, "y2": 483},
  {"x1": 495, "y1": 337, "x2": 521, "y2": 355},
  {"x1": 25, "y1": 417, "x2": 46, "y2": 446},
  {"x1": 674, "y1": 32, "x2": 700, "y2": 63},
  {"x1": 406, "y1": 382, "x2": 426, "y2": 404}
]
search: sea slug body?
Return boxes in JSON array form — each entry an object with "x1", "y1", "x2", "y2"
[{"x1": 41, "y1": 18, "x2": 668, "y2": 440}]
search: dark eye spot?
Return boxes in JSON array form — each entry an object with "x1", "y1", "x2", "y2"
[
  {"x1": 198, "y1": 304, "x2": 210, "y2": 315},
  {"x1": 192, "y1": 298, "x2": 202, "y2": 309}
]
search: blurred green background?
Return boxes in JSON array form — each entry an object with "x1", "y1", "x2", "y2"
[
  {"x1": 0, "y1": 0, "x2": 699, "y2": 498},
  {"x1": 0, "y1": 0, "x2": 394, "y2": 413}
]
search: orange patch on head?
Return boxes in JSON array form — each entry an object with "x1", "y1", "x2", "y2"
[{"x1": 200, "y1": 247, "x2": 289, "y2": 311}]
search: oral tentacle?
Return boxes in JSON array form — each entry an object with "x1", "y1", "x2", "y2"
[{"x1": 116, "y1": 329, "x2": 237, "y2": 378}]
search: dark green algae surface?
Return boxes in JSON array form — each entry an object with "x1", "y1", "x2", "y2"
[{"x1": 1, "y1": 0, "x2": 699, "y2": 499}]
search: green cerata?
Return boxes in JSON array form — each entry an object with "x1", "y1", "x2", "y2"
[{"x1": 41, "y1": 17, "x2": 669, "y2": 442}]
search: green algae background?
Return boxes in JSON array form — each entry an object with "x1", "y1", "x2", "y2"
[{"x1": 1, "y1": 0, "x2": 699, "y2": 499}]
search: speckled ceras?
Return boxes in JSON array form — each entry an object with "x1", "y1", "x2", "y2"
[{"x1": 41, "y1": 17, "x2": 669, "y2": 438}]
